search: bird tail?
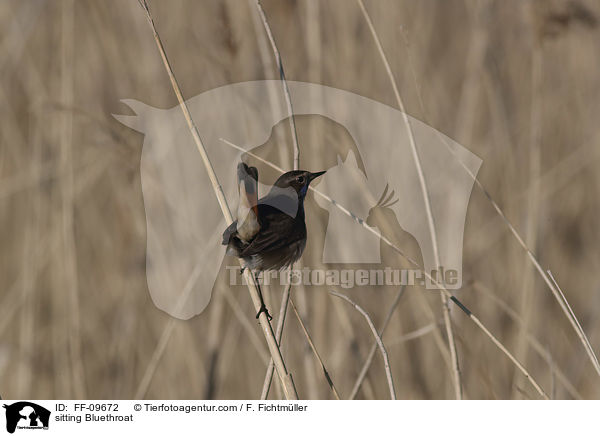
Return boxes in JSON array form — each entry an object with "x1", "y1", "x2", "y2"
[{"x1": 236, "y1": 162, "x2": 260, "y2": 242}]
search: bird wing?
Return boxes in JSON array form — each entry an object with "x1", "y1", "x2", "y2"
[{"x1": 240, "y1": 205, "x2": 305, "y2": 256}]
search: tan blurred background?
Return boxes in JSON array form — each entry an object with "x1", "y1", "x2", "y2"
[{"x1": 2, "y1": 0, "x2": 600, "y2": 399}]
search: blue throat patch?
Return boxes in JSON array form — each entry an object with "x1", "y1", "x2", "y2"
[{"x1": 300, "y1": 183, "x2": 309, "y2": 198}]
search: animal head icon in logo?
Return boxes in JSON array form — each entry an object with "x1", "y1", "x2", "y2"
[
  {"x1": 3, "y1": 402, "x2": 50, "y2": 433},
  {"x1": 114, "y1": 80, "x2": 481, "y2": 320}
]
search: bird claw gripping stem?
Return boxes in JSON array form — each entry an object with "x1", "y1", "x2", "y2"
[{"x1": 256, "y1": 304, "x2": 273, "y2": 321}]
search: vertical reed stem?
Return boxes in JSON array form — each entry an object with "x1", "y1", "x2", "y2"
[
  {"x1": 356, "y1": 0, "x2": 462, "y2": 399},
  {"x1": 136, "y1": 0, "x2": 298, "y2": 400}
]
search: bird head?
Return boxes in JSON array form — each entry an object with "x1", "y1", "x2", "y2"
[{"x1": 273, "y1": 170, "x2": 326, "y2": 198}]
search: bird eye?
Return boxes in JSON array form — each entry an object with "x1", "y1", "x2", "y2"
[{"x1": 296, "y1": 175, "x2": 306, "y2": 184}]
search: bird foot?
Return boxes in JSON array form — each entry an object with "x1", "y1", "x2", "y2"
[{"x1": 256, "y1": 304, "x2": 273, "y2": 321}]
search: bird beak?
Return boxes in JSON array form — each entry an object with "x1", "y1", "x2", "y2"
[{"x1": 309, "y1": 170, "x2": 326, "y2": 182}]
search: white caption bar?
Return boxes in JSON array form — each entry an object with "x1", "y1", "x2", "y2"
[{"x1": 0, "y1": 400, "x2": 597, "y2": 435}]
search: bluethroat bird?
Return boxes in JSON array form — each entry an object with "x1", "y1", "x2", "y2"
[{"x1": 222, "y1": 162, "x2": 326, "y2": 320}]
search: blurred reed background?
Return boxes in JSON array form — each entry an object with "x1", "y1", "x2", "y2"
[{"x1": 1, "y1": 0, "x2": 600, "y2": 399}]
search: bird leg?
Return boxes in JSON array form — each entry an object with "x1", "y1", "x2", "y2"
[{"x1": 253, "y1": 271, "x2": 272, "y2": 321}]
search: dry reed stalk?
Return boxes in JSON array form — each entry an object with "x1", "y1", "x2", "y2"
[
  {"x1": 0, "y1": 238, "x2": 51, "y2": 338},
  {"x1": 359, "y1": 0, "x2": 595, "y2": 394},
  {"x1": 247, "y1": 0, "x2": 289, "y2": 152},
  {"x1": 253, "y1": 0, "x2": 300, "y2": 168},
  {"x1": 134, "y1": 262, "x2": 205, "y2": 399},
  {"x1": 476, "y1": 170, "x2": 600, "y2": 379},
  {"x1": 260, "y1": 280, "x2": 291, "y2": 399},
  {"x1": 466, "y1": 125, "x2": 600, "y2": 258},
  {"x1": 349, "y1": 286, "x2": 405, "y2": 400},
  {"x1": 60, "y1": 0, "x2": 86, "y2": 399},
  {"x1": 512, "y1": 23, "x2": 543, "y2": 398},
  {"x1": 290, "y1": 299, "x2": 341, "y2": 399},
  {"x1": 17, "y1": 126, "x2": 40, "y2": 397},
  {"x1": 388, "y1": 323, "x2": 437, "y2": 346},
  {"x1": 135, "y1": 316, "x2": 177, "y2": 399},
  {"x1": 453, "y1": 138, "x2": 600, "y2": 379},
  {"x1": 134, "y1": 260, "x2": 271, "y2": 399},
  {"x1": 548, "y1": 347, "x2": 556, "y2": 400},
  {"x1": 414, "y1": 292, "x2": 452, "y2": 369},
  {"x1": 448, "y1": 291, "x2": 548, "y2": 399},
  {"x1": 398, "y1": 3, "x2": 600, "y2": 381},
  {"x1": 136, "y1": 0, "x2": 298, "y2": 400},
  {"x1": 546, "y1": 271, "x2": 600, "y2": 374},
  {"x1": 356, "y1": 0, "x2": 462, "y2": 399},
  {"x1": 454, "y1": 0, "x2": 490, "y2": 146},
  {"x1": 251, "y1": 0, "x2": 318, "y2": 399},
  {"x1": 204, "y1": 280, "x2": 226, "y2": 398},
  {"x1": 473, "y1": 281, "x2": 582, "y2": 400},
  {"x1": 295, "y1": 284, "x2": 320, "y2": 399},
  {"x1": 221, "y1": 285, "x2": 271, "y2": 365},
  {"x1": 330, "y1": 291, "x2": 396, "y2": 400},
  {"x1": 302, "y1": 0, "x2": 328, "y2": 400},
  {"x1": 220, "y1": 137, "x2": 549, "y2": 398},
  {"x1": 133, "y1": 236, "x2": 271, "y2": 398},
  {"x1": 408, "y1": 34, "x2": 596, "y2": 397}
]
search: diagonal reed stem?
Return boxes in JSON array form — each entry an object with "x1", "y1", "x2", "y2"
[
  {"x1": 349, "y1": 286, "x2": 405, "y2": 400},
  {"x1": 396, "y1": 2, "x2": 600, "y2": 381},
  {"x1": 136, "y1": 0, "x2": 298, "y2": 400},
  {"x1": 473, "y1": 280, "x2": 582, "y2": 400},
  {"x1": 290, "y1": 299, "x2": 341, "y2": 399},
  {"x1": 137, "y1": 0, "x2": 553, "y2": 398},
  {"x1": 546, "y1": 271, "x2": 600, "y2": 374},
  {"x1": 356, "y1": 0, "x2": 462, "y2": 399},
  {"x1": 330, "y1": 291, "x2": 396, "y2": 400},
  {"x1": 221, "y1": 137, "x2": 549, "y2": 399}
]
